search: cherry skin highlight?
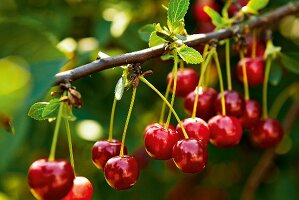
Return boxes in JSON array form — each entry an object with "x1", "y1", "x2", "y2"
[
  {"x1": 237, "y1": 57, "x2": 265, "y2": 86},
  {"x1": 92, "y1": 139, "x2": 127, "y2": 170},
  {"x1": 104, "y1": 155, "x2": 139, "y2": 190},
  {"x1": 208, "y1": 115, "x2": 243, "y2": 148},
  {"x1": 62, "y1": 176, "x2": 93, "y2": 200},
  {"x1": 239, "y1": 100, "x2": 261, "y2": 129},
  {"x1": 215, "y1": 90, "x2": 245, "y2": 117},
  {"x1": 28, "y1": 159, "x2": 75, "y2": 200}
]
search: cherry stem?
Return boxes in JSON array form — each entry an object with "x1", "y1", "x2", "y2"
[
  {"x1": 64, "y1": 118, "x2": 75, "y2": 174},
  {"x1": 159, "y1": 72, "x2": 172, "y2": 124},
  {"x1": 48, "y1": 92, "x2": 66, "y2": 161},
  {"x1": 192, "y1": 49, "x2": 214, "y2": 119},
  {"x1": 251, "y1": 29, "x2": 257, "y2": 59},
  {"x1": 179, "y1": 60, "x2": 184, "y2": 69},
  {"x1": 140, "y1": 76, "x2": 189, "y2": 139},
  {"x1": 165, "y1": 50, "x2": 178, "y2": 128},
  {"x1": 263, "y1": 57, "x2": 272, "y2": 119},
  {"x1": 213, "y1": 51, "x2": 226, "y2": 116},
  {"x1": 226, "y1": 39, "x2": 232, "y2": 91},
  {"x1": 240, "y1": 51, "x2": 250, "y2": 100},
  {"x1": 120, "y1": 87, "x2": 137, "y2": 156},
  {"x1": 108, "y1": 98, "x2": 117, "y2": 141}
]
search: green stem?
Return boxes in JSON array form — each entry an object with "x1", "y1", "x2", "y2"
[
  {"x1": 202, "y1": 44, "x2": 210, "y2": 87},
  {"x1": 64, "y1": 118, "x2": 75, "y2": 174},
  {"x1": 240, "y1": 52, "x2": 250, "y2": 100},
  {"x1": 213, "y1": 51, "x2": 226, "y2": 116},
  {"x1": 140, "y1": 76, "x2": 189, "y2": 139},
  {"x1": 120, "y1": 88, "x2": 137, "y2": 156},
  {"x1": 108, "y1": 98, "x2": 117, "y2": 141},
  {"x1": 263, "y1": 57, "x2": 272, "y2": 119},
  {"x1": 159, "y1": 74, "x2": 172, "y2": 124},
  {"x1": 226, "y1": 39, "x2": 232, "y2": 91}
]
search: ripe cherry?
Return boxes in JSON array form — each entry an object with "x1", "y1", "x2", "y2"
[
  {"x1": 91, "y1": 139, "x2": 127, "y2": 170},
  {"x1": 184, "y1": 87, "x2": 217, "y2": 121},
  {"x1": 237, "y1": 57, "x2": 265, "y2": 86},
  {"x1": 193, "y1": 1, "x2": 219, "y2": 23},
  {"x1": 144, "y1": 123, "x2": 180, "y2": 160},
  {"x1": 166, "y1": 68, "x2": 199, "y2": 97},
  {"x1": 246, "y1": 38, "x2": 265, "y2": 58},
  {"x1": 208, "y1": 115, "x2": 243, "y2": 148},
  {"x1": 250, "y1": 118, "x2": 284, "y2": 148},
  {"x1": 62, "y1": 176, "x2": 93, "y2": 200},
  {"x1": 176, "y1": 117, "x2": 210, "y2": 146},
  {"x1": 215, "y1": 90, "x2": 245, "y2": 117},
  {"x1": 228, "y1": 0, "x2": 249, "y2": 16},
  {"x1": 28, "y1": 159, "x2": 75, "y2": 200},
  {"x1": 172, "y1": 139, "x2": 208, "y2": 173},
  {"x1": 104, "y1": 155, "x2": 139, "y2": 190},
  {"x1": 239, "y1": 100, "x2": 261, "y2": 129}
]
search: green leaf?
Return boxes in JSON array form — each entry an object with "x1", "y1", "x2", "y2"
[
  {"x1": 167, "y1": 0, "x2": 190, "y2": 26},
  {"x1": 269, "y1": 59, "x2": 283, "y2": 86},
  {"x1": 28, "y1": 102, "x2": 48, "y2": 120},
  {"x1": 149, "y1": 31, "x2": 166, "y2": 47},
  {"x1": 115, "y1": 77, "x2": 125, "y2": 101},
  {"x1": 204, "y1": 6, "x2": 224, "y2": 28},
  {"x1": 280, "y1": 53, "x2": 299, "y2": 74},
  {"x1": 242, "y1": 0, "x2": 269, "y2": 14},
  {"x1": 156, "y1": 31, "x2": 174, "y2": 42},
  {"x1": 62, "y1": 104, "x2": 76, "y2": 121},
  {"x1": 265, "y1": 43, "x2": 281, "y2": 59},
  {"x1": 175, "y1": 34, "x2": 187, "y2": 41},
  {"x1": 138, "y1": 24, "x2": 155, "y2": 42},
  {"x1": 160, "y1": 54, "x2": 173, "y2": 61},
  {"x1": 177, "y1": 45, "x2": 203, "y2": 64},
  {"x1": 42, "y1": 98, "x2": 60, "y2": 118}
]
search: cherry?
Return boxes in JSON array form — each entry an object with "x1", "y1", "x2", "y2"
[
  {"x1": 144, "y1": 123, "x2": 180, "y2": 160},
  {"x1": 28, "y1": 159, "x2": 75, "y2": 200},
  {"x1": 215, "y1": 90, "x2": 245, "y2": 117},
  {"x1": 193, "y1": 1, "x2": 219, "y2": 23},
  {"x1": 228, "y1": 0, "x2": 249, "y2": 16},
  {"x1": 172, "y1": 139, "x2": 208, "y2": 173},
  {"x1": 176, "y1": 117, "x2": 210, "y2": 146},
  {"x1": 239, "y1": 100, "x2": 261, "y2": 129},
  {"x1": 196, "y1": 22, "x2": 215, "y2": 33},
  {"x1": 104, "y1": 155, "x2": 139, "y2": 190},
  {"x1": 62, "y1": 176, "x2": 93, "y2": 200},
  {"x1": 208, "y1": 115, "x2": 243, "y2": 148},
  {"x1": 246, "y1": 38, "x2": 266, "y2": 58},
  {"x1": 91, "y1": 139, "x2": 127, "y2": 170},
  {"x1": 250, "y1": 118, "x2": 284, "y2": 148},
  {"x1": 237, "y1": 57, "x2": 265, "y2": 86},
  {"x1": 166, "y1": 67, "x2": 199, "y2": 97},
  {"x1": 184, "y1": 87, "x2": 217, "y2": 121}
]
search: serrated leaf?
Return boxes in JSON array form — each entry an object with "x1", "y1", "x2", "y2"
[
  {"x1": 138, "y1": 24, "x2": 155, "y2": 42},
  {"x1": 168, "y1": 0, "x2": 190, "y2": 26},
  {"x1": 269, "y1": 60, "x2": 283, "y2": 86},
  {"x1": 115, "y1": 77, "x2": 125, "y2": 100},
  {"x1": 177, "y1": 45, "x2": 203, "y2": 64},
  {"x1": 204, "y1": 6, "x2": 224, "y2": 28},
  {"x1": 28, "y1": 102, "x2": 48, "y2": 120},
  {"x1": 280, "y1": 53, "x2": 299, "y2": 74},
  {"x1": 156, "y1": 31, "x2": 174, "y2": 42},
  {"x1": 149, "y1": 31, "x2": 166, "y2": 47},
  {"x1": 62, "y1": 104, "x2": 76, "y2": 121},
  {"x1": 42, "y1": 98, "x2": 60, "y2": 118}
]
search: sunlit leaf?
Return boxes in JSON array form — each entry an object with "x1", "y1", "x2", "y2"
[
  {"x1": 42, "y1": 98, "x2": 60, "y2": 118},
  {"x1": 177, "y1": 45, "x2": 203, "y2": 64},
  {"x1": 168, "y1": 0, "x2": 190, "y2": 26},
  {"x1": 204, "y1": 6, "x2": 224, "y2": 28},
  {"x1": 149, "y1": 31, "x2": 166, "y2": 47},
  {"x1": 28, "y1": 102, "x2": 48, "y2": 120},
  {"x1": 115, "y1": 77, "x2": 125, "y2": 100}
]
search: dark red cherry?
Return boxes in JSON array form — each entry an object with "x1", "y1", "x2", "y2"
[
  {"x1": 91, "y1": 139, "x2": 127, "y2": 170},
  {"x1": 104, "y1": 155, "x2": 139, "y2": 190},
  {"x1": 196, "y1": 22, "x2": 215, "y2": 33},
  {"x1": 215, "y1": 90, "x2": 245, "y2": 117},
  {"x1": 144, "y1": 123, "x2": 180, "y2": 160},
  {"x1": 237, "y1": 57, "x2": 265, "y2": 86},
  {"x1": 239, "y1": 100, "x2": 261, "y2": 129},
  {"x1": 176, "y1": 117, "x2": 210, "y2": 146},
  {"x1": 250, "y1": 118, "x2": 283, "y2": 148},
  {"x1": 184, "y1": 87, "x2": 217, "y2": 121},
  {"x1": 62, "y1": 176, "x2": 93, "y2": 200},
  {"x1": 246, "y1": 38, "x2": 266, "y2": 58},
  {"x1": 28, "y1": 159, "x2": 75, "y2": 200},
  {"x1": 172, "y1": 139, "x2": 208, "y2": 173},
  {"x1": 166, "y1": 68, "x2": 199, "y2": 97},
  {"x1": 208, "y1": 115, "x2": 243, "y2": 148},
  {"x1": 193, "y1": 1, "x2": 219, "y2": 22}
]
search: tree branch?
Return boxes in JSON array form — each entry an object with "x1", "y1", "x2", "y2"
[{"x1": 54, "y1": 2, "x2": 299, "y2": 85}]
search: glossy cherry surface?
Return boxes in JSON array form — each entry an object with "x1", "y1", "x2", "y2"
[
  {"x1": 176, "y1": 117, "x2": 210, "y2": 146},
  {"x1": 208, "y1": 115, "x2": 243, "y2": 148},
  {"x1": 184, "y1": 87, "x2": 217, "y2": 121},
  {"x1": 28, "y1": 159, "x2": 75, "y2": 200},
  {"x1": 92, "y1": 139, "x2": 127, "y2": 170},
  {"x1": 239, "y1": 100, "x2": 261, "y2": 129},
  {"x1": 144, "y1": 123, "x2": 180, "y2": 160},
  {"x1": 237, "y1": 57, "x2": 265, "y2": 86},
  {"x1": 250, "y1": 118, "x2": 284, "y2": 148},
  {"x1": 62, "y1": 176, "x2": 93, "y2": 200},
  {"x1": 215, "y1": 90, "x2": 245, "y2": 117},
  {"x1": 104, "y1": 155, "x2": 139, "y2": 190},
  {"x1": 166, "y1": 68, "x2": 199, "y2": 97},
  {"x1": 172, "y1": 139, "x2": 208, "y2": 173},
  {"x1": 193, "y1": 1, "x2": 219, "y2": 22}
]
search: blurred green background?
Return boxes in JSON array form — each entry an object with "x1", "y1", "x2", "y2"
[{"x1": 0, "y1": 0, "x2": 299, "y2": 199}]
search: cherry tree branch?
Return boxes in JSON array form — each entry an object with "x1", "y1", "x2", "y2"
[{"x1": 54, "y1": 1, "x2": 299, "y2": 85}]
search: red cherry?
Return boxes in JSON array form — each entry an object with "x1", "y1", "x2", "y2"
[
  {"x1": 62, "y1": 176, "x2": 93, "y2": 200},
  {"x1": 28, "y1": 159, "x2": 75, "y2": 200},
  {"x1": 176, "y1": 117, "x2": 210, "y2": 146},
  {"x1": 208, "y1": 115, "x2": 243, "y2": 148},
  {"x1": 144, "y1": 123, "x2": 180, "y2": 160},
  {"x1": 184, "y1": 87, "x2": 217, "y2": 121},
  {"x1": 250, "y1": 118, "x2": 284, "y2": 148},
  {"x1": 239, "y1": 100, "x2": 261, "y2": 129},
  {"x1": 228, "y1": 0, "x2": 249, "y2": 16},
  {"x1": 166, "y1": 68, "x2": 199, "y2": 97},
  {"x1": 246, "y1": 38, "x2": 266, "y2": 58},
  {"x1": 196, "y1": 22, "x2": 215, "y2": 33},
  {"x1": 215, "y1": 90, "x2": 245, "y2": 117},
  {"x1": 91, "y1": 139, "x2": 127, "y2": 170},
  {"x1": 193, "y1": 1, "x2": 219, "y2": 23},
  {"x1": 104, "y1": 155, "x2": 139, "y2": 190},
  {"x1": 172, "y1": 139, "x2": 208, "y2": 173},
  {"x1": 237, "y1": 57, "x2": 265, "y2": 86}
]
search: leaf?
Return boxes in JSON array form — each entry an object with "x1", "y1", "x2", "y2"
[
  {"x1": 149, "y1": 31, "x2": 166, "y2": 47},
  {"x1": 167, "y1": 0, "x2": 190, "y2": 26},
  {"x1": 242, "y1": 0, "x2": 269, "y2": 14},
  {"x1": 62, "y1": 104, "x2": 76, "y2": 121},
  {"x1": 280, "y1": 53, "x2": 299, "y2": 74},
  {"x1": 269, "y1": 59, "x2": 283, "y2": 86},
  {"x1": 204, "y1": 6, "x2": 224, "y2": 28},
  {"x1": 161, "y1": 54, "x2": 173, "y2": 61},
  {"x1": 156, "y1": 31, "x2": 174, "y2": 42},
  {"x1": 42, "y1": 98, "x2": 60, "y2": 118},
  {"x1": 265, "y1": 43, "x2": 281, "y2": 59},
  {"x1": 177, "y1": 45, "x2": 203, "y2": 64},
  {"x1": 175, "y1": 34, "x2": 187, "y2": 41},
  {"x1": 115, "y1": 77, "x2": 125, "y2": 100},
  {"x1": 138, "y1": 24, "x2": 155, "y2": 42},
  {"x1": 28, "y1": 102, "x2": 48, "y2": 120}
]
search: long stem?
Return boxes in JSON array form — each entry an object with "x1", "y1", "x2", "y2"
[
  {"x1": 120, "y1": 88, "x2": 137, "y2": 156},
  {"x1": 202, "y1": 44, "x2": 210, "y2": 87},
  {"x1": 140, "y1": 77, "x2": 189, "y2": 139},
  {"x1": 263, "y1": 57, "x2": 272, "y2": 118},
  {"x1": 226, "y1": 39, "x2": 232, "y2": 91},
  {"x1": 240, "y1": 52, "x2": 250, "y2": 100},
  {"x1": 159, "y1": 74, "x2": 172, "y2": 124},
  {"x1": 65, "y1": 118, "x2": 75, "y2": 174},
  {"x1": 213, "y1": 51, "x2": 226, "y2": 116},
  {"x1": 108, "y1": 98, "x2": 117, "y2": 141},
  {"x1": 251, "y1": 29, "x2": 257, "y2": 58}
]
